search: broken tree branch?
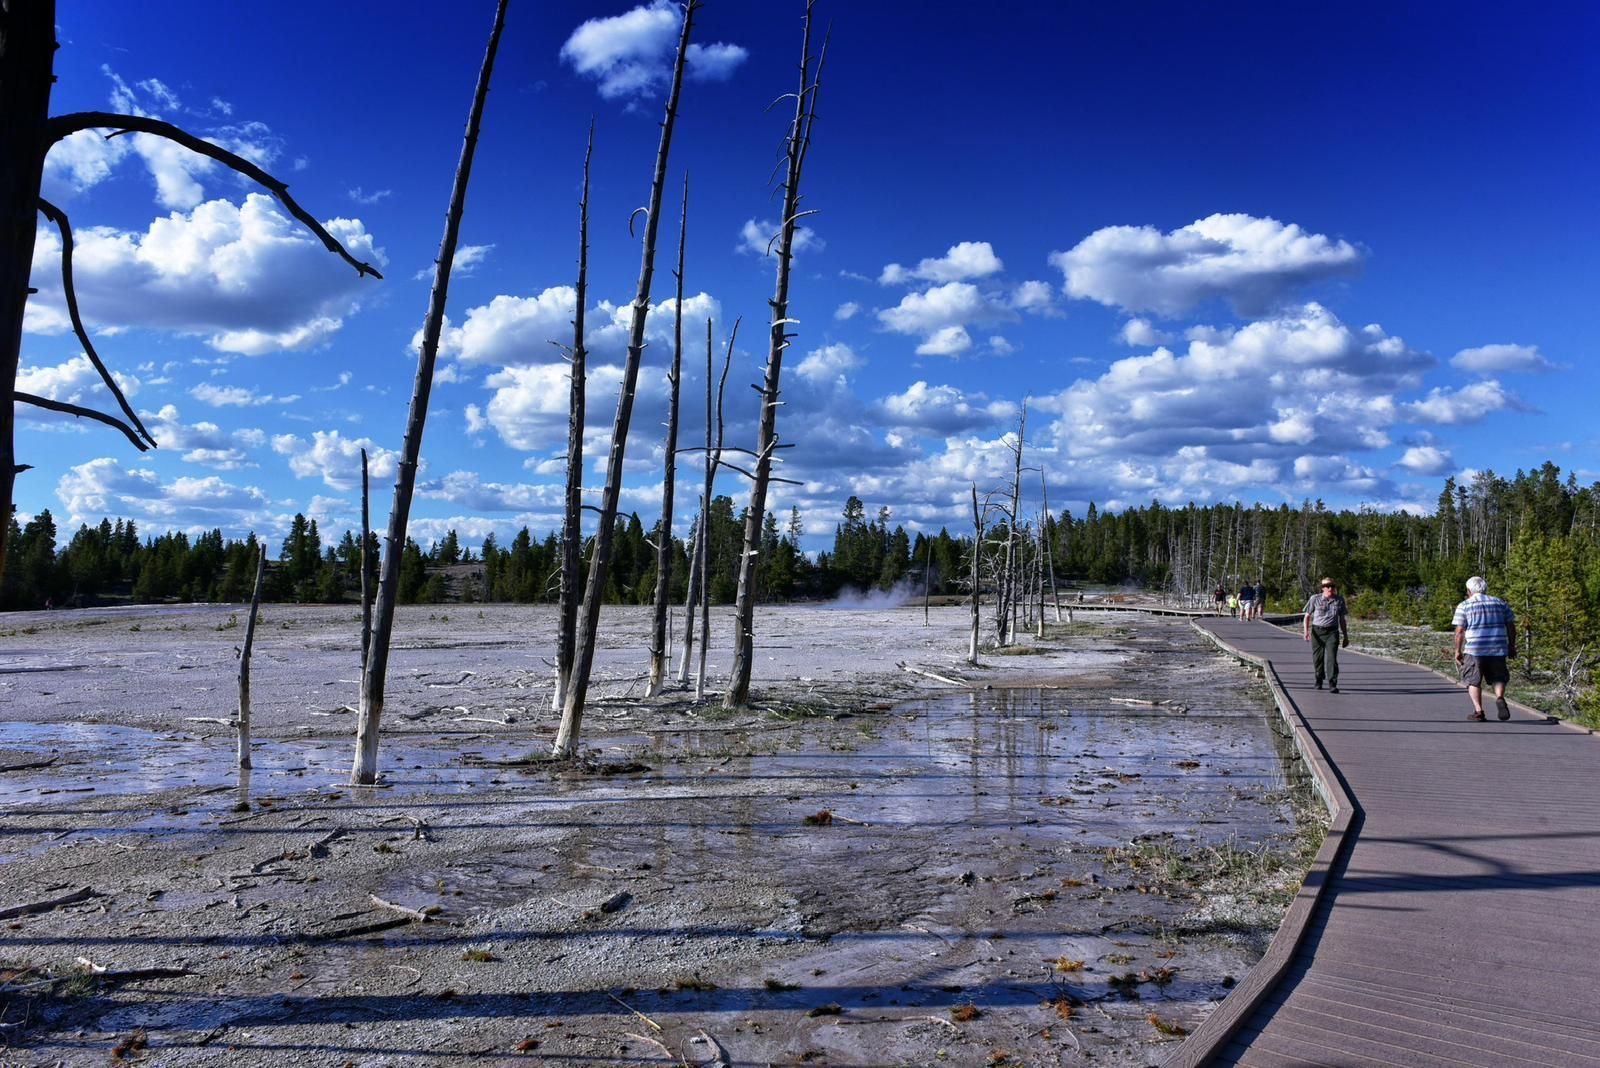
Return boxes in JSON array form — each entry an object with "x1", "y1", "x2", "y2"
[
  {"x1": 14, "y1": 391, "x2": 146, "y2": 451},
  {"x1": 46, "y1": 113, "x2": 383, "y2": 279},
  {"x1": 35, "y1": 197, "x2": 156, "y2": 448}
]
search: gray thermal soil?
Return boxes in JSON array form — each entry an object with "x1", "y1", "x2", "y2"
[{"x1": 0, "y1": 602, "x2": 1322, "y2": 1067}]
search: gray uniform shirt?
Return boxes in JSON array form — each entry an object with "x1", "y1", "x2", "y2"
[{"x1": 1302, "y1": 593, "x2": 1347, "y2": 629}]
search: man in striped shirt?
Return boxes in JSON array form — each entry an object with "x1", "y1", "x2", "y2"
[{"x1": 1452, "y1": 575, "x2": 1517, "y2": 722}]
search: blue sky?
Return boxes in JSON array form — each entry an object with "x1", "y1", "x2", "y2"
[{"x1": 18, "y1": 0, "x2": 1598, "y2": 552}]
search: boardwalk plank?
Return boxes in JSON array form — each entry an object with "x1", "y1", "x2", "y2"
[{"x1": 1171, "y1": 617, "x2": 1600, "y2": 1067}]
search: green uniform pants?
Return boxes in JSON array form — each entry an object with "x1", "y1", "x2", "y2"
[{"x1": 1311, "y1": 625, "x2": 1340, "y2": 687}]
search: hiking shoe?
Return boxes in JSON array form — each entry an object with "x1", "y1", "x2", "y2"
[
  {"x1": 1468, "y1": 710, "x2": 1486, "y2": 721},
  {"x1": 1496, "y1": 696, "x2": 1510, "y2": 721},
  {"x1": 1330, "y1": 685, "x2": 1339, "y2": 693},
  {"x1": 1314, "y1": 680, "x2": 1323, "y2": 690}
]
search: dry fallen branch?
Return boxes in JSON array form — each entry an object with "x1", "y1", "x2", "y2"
[
  {"x1": 0, "y1": 885, "x2": 96, "y2": 920},
  {"x1": 74, "y1": 957, "x2": 194, "y2": 981},
  {"x1": 309, "y1": 827, "x2": 347, "y2": 858},
  {"x1": 896, "y1": 662, "x2": 970, "y2": 687},
  {"x1": 369, "y1": 894, "x2": 442, "y2": 923},
  {"x1": 691, "y1": 1029, "x2": 732, "y2": 1068},
  {"x1": 302, "y1": 915, "x2": 412, "y2": 942},
  {"x1": 0, "y1": 757, "x2": 56, "y2": 773},
  {"x1": 608, "y1": 990, "x2": 662, "y2": 1032}
]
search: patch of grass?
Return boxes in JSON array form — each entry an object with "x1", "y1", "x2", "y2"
[
  {"x1": 803, "y1": 810, "x2": 834, "y2": 826},
  {"x1": 217, "y1": 614, "x2": 239, "y2": 631},
  {"x1": 128, "y1": 623, "x2": 141, "y2": 632},
  {"x1": 986, "y1": 644, "x2": 1046, "y2": 656},
  {"x1": 461, "y1": 948, "x2": 497, "y2": 962},
  {"x1": 950, "y1": 1003, "x2": 981, "y2": 1022},
  {"x1": 1050, "y1": 956, "x2": 1084, "y2": 972},
  {"x1": 770, "y1": 702, "x2": 834, "y2": 720},
  {"x1": 1147, "y1": 1013, "x2": 1188, "y2": 1036}
]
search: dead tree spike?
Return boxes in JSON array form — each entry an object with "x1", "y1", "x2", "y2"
[
  {"x1": 353, "y1": 0, "x2": 509, "y2": 786},
  {"x1": 726, "y1": 4, "x2": 827, "y2": 709},
  {"x1": 554, "y1": 0, "x2": 700, "y2": 757},
  {"x1": 237, "y1": 539, "x2": 266, "y2": 770},
  {"x1": 360, "y1": 448, "x2": 372, "y2": 683},
  {"x1": 647, "y1": 172, "x2": 690, "y2": 697},
  {"x1": 556, "y1": 120, "x2": 595, "y2": 712}
]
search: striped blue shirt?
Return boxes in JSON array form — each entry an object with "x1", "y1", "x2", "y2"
[{"x1": 1452, "y1": 594, "x2": 1514, "y2": 656}]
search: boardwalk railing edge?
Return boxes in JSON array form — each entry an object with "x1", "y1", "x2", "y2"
[{"x1": 1158, "y1": 622, "x2": 1362, "y2": 1068}]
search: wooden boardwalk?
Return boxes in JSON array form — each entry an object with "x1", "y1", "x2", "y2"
[{"x1": 1163, "y1": 617, "x2": 1600, "y2": 1067}]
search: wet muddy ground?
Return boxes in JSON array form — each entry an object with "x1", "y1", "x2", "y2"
[{"x1": 0, "y1": 603, "x2": 1321, "y2": 1066}]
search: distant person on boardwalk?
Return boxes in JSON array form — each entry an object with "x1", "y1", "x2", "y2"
[
  {"x1": 1238, "y1": 583, "x2": 1255, "y2": 620},
  {"x1": 1453, "y1": 575, "x2": 1517, "y2": 721},
  {"x1": 1213, "y1": 584, "x2": 1227, "y2": 614},
  {"x1": 1302, "y1": 577, "x2": 1349, "y2": 692},
  {"x1": 1253, "y1": 580, "x2": 1267, "y2": 620}
]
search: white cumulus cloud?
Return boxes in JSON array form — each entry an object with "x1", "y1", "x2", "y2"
[
  {"x1": 1450, "y1": 343, "x2": 1558, "y2": 375},
  {"x1": 880, "y1": 241, "x2": 1003, "y2": 286},
  {"x1": 272, "y1": 430, "x2": 400, "y2": 490},
  {"x1": 25, "y1": 193, "x2": 384, "y2": 354},
  {"x1": 738, "y1": 218, "x2": 821, "y2": 258},
  {"x1": 1049, "y1": 213, "x2": 1362, "y2": 317},
  {"x1": 561, "y1": 1, "x2": 748, "y2": 99}
]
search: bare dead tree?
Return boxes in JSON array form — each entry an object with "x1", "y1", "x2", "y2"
[
  {"x1": 1, "y1": 1, "x2": 379, "y2": 580},
  {"x1": 359, "y1": 448, "x2": 372, "y2": 683},
  {"x1": 968, "y1": 484, "x2": 984, "y2": 665},
  {"x1": 235, "y1": 539, "x2": 265, "y2": 770},
  {"x1": 1039, "y1": 466, "x2": 1062, "y2": 622},
  {"x1": 726, "y1": 4, "x2": 827, "y2": 709},
  {"x1": 554, "y1": 2, "x2": 699, "y2": 757},
  {"x1": 677, "y1": 316, "x2": 736, "y2": 693},
  {"x1": 648, "y1": 174, "x2": 690, "y2": 696},
  {"x1": 555, "y1": 122, "x2": 594, "y2": 712},
  {"x1": 353, "y1": 0, "x2": 508, "y2": 785},
  {"x1": 996, "y1": 402, "x2": 1027, "y2": 645},
  {"x1": 923, "y1": 534, "x2": 931, "y2": 626}
]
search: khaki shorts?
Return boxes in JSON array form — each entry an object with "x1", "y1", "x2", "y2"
[{"x1": 1461, "y1": 654, "x2": 1509, "y2": 687}]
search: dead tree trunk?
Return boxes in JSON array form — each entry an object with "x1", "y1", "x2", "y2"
[
  {"x1": 359, "y1": 448, "x2": 372, "y2": 683},
  {"x1": 678, "y1": 316, "x2": 732, "y2": 687},
  {"x1": 554, "y1": 2, "x2": 698, "y2": 757},
  {"x1": 555, "y1": 123, "x2": 594, "y2": 712},
  {"x1": 236, "y1": 541, "x2": 265, "y2": 770},
  {"x1": 677, "y1": 522, "x2": 702, "y2": 684},
  {"x1": 696, "y1": 319, "x2": 737, "y2": 700},
  {"x1": 353, "y1": 0, "x2": 508, "y2": 785},
  {"x1": 923, "y1": 536, "x2": 931, "y2": 626},
  {"x1": 968, "y1": 484, "x2": 983, "y2": 665},
  {"x1": 647, "y1": 174, "x2": 689, "y2": 696},
  {"x1": 725, "y1": 5, "x2": 827, "y2": 709},
  {"x1": 1005, "y1": 403, "x2": 1026, "y2": 644},
  {"x1": 0, "y1": 0, "x2": 54, "y2": 580},
  {"x1": 1039, "y1": 467, "x2": 1061, "y2": 622}
]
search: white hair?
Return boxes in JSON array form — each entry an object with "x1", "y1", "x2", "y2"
[{"x1": 1466, "y1": 576, "x2": 1488, "y2": 594}]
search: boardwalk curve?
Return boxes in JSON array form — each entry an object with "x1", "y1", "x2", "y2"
[{"x1": 1162, "y1": 616, "x2": 1600, "y2": 1066}]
